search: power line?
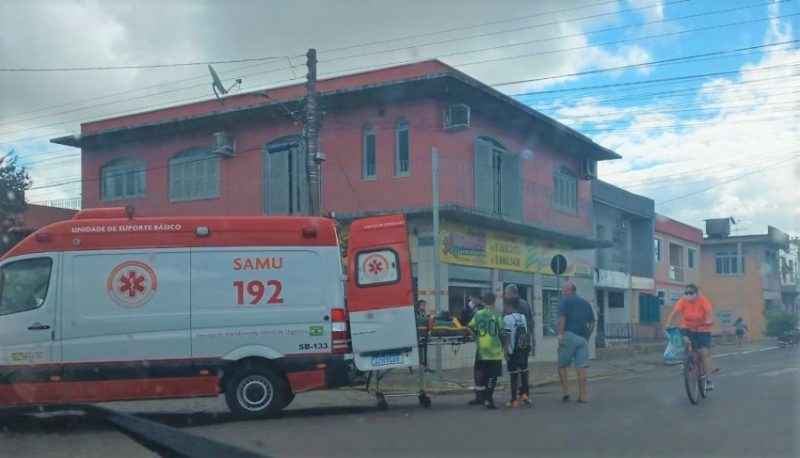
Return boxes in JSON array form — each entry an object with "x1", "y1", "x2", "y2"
[
  {"x1": 0, "y1": 56, "x2": 295, "y2": 72},
  {"x1": 323, "y1": 0, "x2": 692, "y2": 64},
  {"x1": 319, "y1": 0, "x2": 627, "y2": 54},
  {"x1": 0, "y1": 0, "x2": 775, "y2": 129},
  {"x1": 654, "y1": 154, "x2": 799, "y2": 206},
  {"x1": 3, "y1": 40, "x2": 796, "y2": 145}
]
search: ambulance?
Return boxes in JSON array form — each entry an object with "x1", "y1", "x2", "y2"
[{"x1": 0, "y1": 208, "x2": 418, "y2": 418}]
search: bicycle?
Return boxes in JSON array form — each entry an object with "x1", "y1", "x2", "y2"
[{"x1": 682, "y1": 329, "x2": 709, "y2": 404}]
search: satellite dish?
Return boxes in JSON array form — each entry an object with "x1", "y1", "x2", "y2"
[{"x1": 208, "y1": 64, "x2": 242, "y2": 100}]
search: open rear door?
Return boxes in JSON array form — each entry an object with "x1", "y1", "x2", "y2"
[{"x1": 346, "y1": 214, "x2": 418, "y2": 371}]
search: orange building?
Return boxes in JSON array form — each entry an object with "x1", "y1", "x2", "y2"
[{"x1": 700, "y1": 222, "x2": 790, "y2": 340}]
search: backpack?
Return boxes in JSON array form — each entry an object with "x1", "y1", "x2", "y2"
[{"x1": 512, "y1": 314, "x2": 529, "y2": 352}]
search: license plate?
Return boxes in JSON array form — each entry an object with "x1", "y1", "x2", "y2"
[{"x1": 371, "y1": 353, "x2": 403, "y2": 366}]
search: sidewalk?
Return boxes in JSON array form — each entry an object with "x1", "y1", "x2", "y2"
[
  {"x1": 361, "y1": 339, "x2": 774, "y2": 395},
  {"x1": 356, "y1": 341, "x2": 668, "y2": 395}
]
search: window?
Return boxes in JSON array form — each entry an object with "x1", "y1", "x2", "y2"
[
  {"x1": 0, "y1": 258, "x2": 52, "y2": 316},
  {"x1": 100, "y1": 158, "x2": 145, "y2": 200},
  {"x1": 688, "y1": 248, "x2": 697, "y2": 269},
  {"x1": 169, "y1": 149, "x2": 220, "y2": 201},
  {"x1": 356, "y1": 249, "x2": 399, "y2": 286},
  {"x1": 553, "y1": 167, "x2": 577, "y2": 214},
  {"x1": 654, "y1": 238, "x2": 663, "y2": 263},
  {"x1": 542, "y1": 288, "x2": 560, "y2": 337},
  {"x1": 715, "y1": 251, "x2": 745, "y2": 275},
  {"x1": 394, "y1": 118, "x2": 409, "y2": 176},
  {"x1": 657, "y1": 290, "x2": 666, "y2": 306},
  {"x1": 474, "y1": 137, "x2": 520, "y2": 218},
  {"x1": 363, "y1": 125, "x2": 376, "y2": 179},
  {"x1": 263, "y1": 135, "x2": 306, "y2": 215},
  {"x1": 608, "y1": 291, "x2": 625, "y2": 308}
]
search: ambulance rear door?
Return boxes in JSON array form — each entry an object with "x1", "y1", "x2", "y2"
[{"x1": 346, "y1": 215, "x2": 418, "y2": 371}]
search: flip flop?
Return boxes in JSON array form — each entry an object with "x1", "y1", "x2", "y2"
[
  {"x1": 562, "y1": 395, "x2": 570, "y2": 402},
  {"x1": 577, "y1": 399, "x2": 588, "y2": 404}
]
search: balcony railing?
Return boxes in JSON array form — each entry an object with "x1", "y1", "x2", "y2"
[{"x1": 669, "y1": 265, "x2": 685, "y2": 283}]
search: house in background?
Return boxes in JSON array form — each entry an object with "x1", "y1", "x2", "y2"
[
  {"x1": 654, "y1": 214, "x2": 703, "y2": 333},
  {"x1": 591, "y1": 180, "x2": 655, "y2": 346},
  {"x1": 1, "y1": 203, "x2": 78, "y2": 255},
  {"x1": 52, "y1": 60, "x2": 621, "y2": 366},
  {"x1": 700, "y1": 220, "x2": 790, "y2": 340},
  {"x1": 779, "y1": 238, "x2": 799, "y2": 315}
]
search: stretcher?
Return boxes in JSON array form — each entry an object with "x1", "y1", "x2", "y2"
[{"x1": 364, "y1": 320, "x2": 474, "y2": 410}]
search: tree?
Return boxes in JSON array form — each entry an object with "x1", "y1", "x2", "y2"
[{"x1": 1, "y1": 151, "x2": 31, "y2": 251}]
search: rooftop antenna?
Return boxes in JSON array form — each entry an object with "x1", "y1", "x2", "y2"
[{"x1": 208, "y1": 64, "x2": 242, "y2": 101}]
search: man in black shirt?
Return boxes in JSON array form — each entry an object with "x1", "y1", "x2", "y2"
[{"x1": 556, "y1": 281, "x2": 596, "y2": 404}]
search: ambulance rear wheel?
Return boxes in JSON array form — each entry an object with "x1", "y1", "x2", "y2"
[{"x1": 225, "y1": 366, "x2": 287, "y2": 419}]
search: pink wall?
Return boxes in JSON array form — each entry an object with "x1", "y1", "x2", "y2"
[{"x1": 81, "y1": 77, "x2": 592, "y2": 237}]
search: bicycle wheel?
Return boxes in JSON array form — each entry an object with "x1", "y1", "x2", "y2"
[
  {"x1": 698, "y1": 359, "x2": 708, "y2": 399},
  {"x1": 683, "y1": 354, "x2": 700, "y2": 404}
]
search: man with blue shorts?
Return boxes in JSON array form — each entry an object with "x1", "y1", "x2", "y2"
[{"x1": 556, "y1": 281, "x2": 596, "y2": 404}]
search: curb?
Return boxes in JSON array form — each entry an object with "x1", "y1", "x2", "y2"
[{"x1": 359, "y1": 369, "x2": 633, "y2": 395}]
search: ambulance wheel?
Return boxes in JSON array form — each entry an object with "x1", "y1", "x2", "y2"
[
  {"x1": 225, "y1": 366, "x2": 287, "y2": 419},
  {"x1": 377, "y1": 394, "x2": 388, "y2": 411},
  {"x1": 419, "y1": 393, "x2": 431, "y2": 408}
]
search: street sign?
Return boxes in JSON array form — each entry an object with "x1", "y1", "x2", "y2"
[{"x1": 550, "y1": 254, "x2": 567, "y2": 276}]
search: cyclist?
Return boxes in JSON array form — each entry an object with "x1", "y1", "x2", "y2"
[{"x1": 665, "y1": 283, "x2": 719, "y2": 390}]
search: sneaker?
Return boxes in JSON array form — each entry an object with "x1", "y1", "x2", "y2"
[
  {"x1": 467, "y1": 398, "x2": 483, "y2": 406},
  {"x1": 521, "y1": 394, "x2": 532, "y2": 405},
  {"x1": 505, "y1": 400, "x2": 519, "y2": 408},
  {"x1": 706, "y1": 379, "x2": 715, "y2": 391},
  {"x1": 485, "y1": 400, "x2": 497, "y2": 410}
]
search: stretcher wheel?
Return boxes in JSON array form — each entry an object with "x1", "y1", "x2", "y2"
[
  {"x1": 377, "y1": 394, "x2": 388, "y2": 411},
  {"x1": 419, "y1": 393, "x2": 431, "y2": 408}
]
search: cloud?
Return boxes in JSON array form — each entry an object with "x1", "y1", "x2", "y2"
[
  {"x1": 626, "y1": 0, "x2": 664, "y2": 22},
  {"x1": 579, "y1": 33, "x2": 800, "y2": 234},
  {"x1": 2, "y1": 0, "x2": 646, "y2": 202}
]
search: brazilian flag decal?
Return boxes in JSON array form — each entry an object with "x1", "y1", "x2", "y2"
[{"x1": 309, "y1": 325, "x2": 325, "y2": 337}]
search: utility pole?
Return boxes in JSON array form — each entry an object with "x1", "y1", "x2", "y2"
[
  {"x1": 431, "y1": 147, "x2": 443, "y2": 379},
  {"x1": 305, "y1": 48, "x2": 323, "y2": 216}
]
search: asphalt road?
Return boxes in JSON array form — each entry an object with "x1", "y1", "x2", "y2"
[{"x1": 1, "y1": 345, "x2": 797, "y2": 458}]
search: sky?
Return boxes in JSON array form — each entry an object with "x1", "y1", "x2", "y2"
[{"x1": 1, "y1": 0, "x2": 798, "y2": 235}]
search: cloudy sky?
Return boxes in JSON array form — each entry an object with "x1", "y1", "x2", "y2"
[{"x1": 1, "y1": 0, "x2": 798, "y2": 235}]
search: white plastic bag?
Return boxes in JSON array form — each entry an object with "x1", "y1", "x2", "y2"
[{"x1": 663, "y1": 327, "x2": 686, "y2": 362}]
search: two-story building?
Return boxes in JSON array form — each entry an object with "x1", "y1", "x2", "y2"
[
  {"x1": 700, "y1": 220, "x2": 790, "y2": 340},
  {"x1": 591, "y1": 180, "x2": 656, "y2": 346},
  {"x1": 779, "y1": 238, "x2": 799, "y2": 315},
  {"x1": 654, "y1": 214, "x2": 703, "y2": 332},
  {"x1": 51, "y1": 60, "x2": 621, "y2": 365}
]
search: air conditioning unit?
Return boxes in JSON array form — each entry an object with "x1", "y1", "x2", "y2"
[
  {"x1": 212, "y1": 132, "x2": 236, "y2": 158},
  {"x1": 581, "y1": 158, "x2": 597, "y2": 180},
  {"x1": 443, "y1": 104, "x2": 470, "y2": 130}
]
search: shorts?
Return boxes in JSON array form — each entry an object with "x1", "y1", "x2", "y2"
[
  {"x1": 475, "y1": 360, "x2": 503, "y2": 379},
  {"x1": 558, "y1": 331, "x2": 590, "y2": 369},
  {"x1": 681, "y1": 328, "x2": 711, "y2": 349},
  {"x1": 506, "y1": 350, "x2": 529, "y2": 374},
  {"x1": 735, "y1": 329, "x2": 745, "y2": 338}
]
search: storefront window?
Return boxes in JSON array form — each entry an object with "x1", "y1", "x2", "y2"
[{"x1": 542, "y1": 288, "x2": 560, "y2": 337}]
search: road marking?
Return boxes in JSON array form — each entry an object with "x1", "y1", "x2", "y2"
[
  {"x1": 716, "y1": 347, "x2": 778, "y2": 358},
  {"x1": 758, "y1": 367, "x2": 799, "y2": 377}
]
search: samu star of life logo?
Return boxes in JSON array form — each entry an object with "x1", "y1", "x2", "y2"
[
  {"x1": 360, "y1": 253, "x2": 390, "y2": 283},
  {"x1": 107, "y1": 261, "x2": 158, "y2": 308}
]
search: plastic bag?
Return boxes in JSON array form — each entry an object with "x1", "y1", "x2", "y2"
[{"x1": 663, "y1": 327, "x2": 686, "y2": 362}]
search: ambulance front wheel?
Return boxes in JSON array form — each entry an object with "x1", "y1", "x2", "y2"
[{"x1": 225, "y1": 365, "x2": 288, "y2": 419}]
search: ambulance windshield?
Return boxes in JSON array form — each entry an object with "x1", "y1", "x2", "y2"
[{"x1": 0, "y1": 258, "x2": 52, "y2": 316}]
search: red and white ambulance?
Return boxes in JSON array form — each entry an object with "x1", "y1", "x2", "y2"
[{"x1": 0, "y1": 208, "x2": 418, "y2": 418}]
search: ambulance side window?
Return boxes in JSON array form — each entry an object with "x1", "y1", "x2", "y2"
[
  {"x1": 356, "y1": 249, "x2": 400, "y2": 287},
  {"x1": 0, "y1": 258, "x2": 53, "y2": 316}
]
